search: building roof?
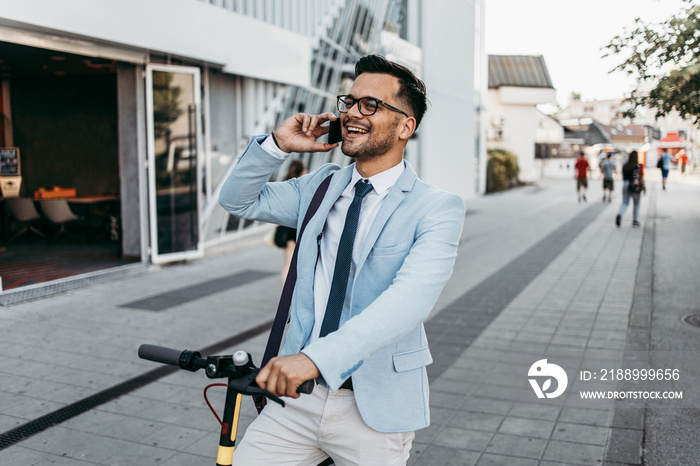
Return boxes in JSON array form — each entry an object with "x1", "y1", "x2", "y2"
[
  {"x1": 560, "y1": 118, "x2": 610, "y2": 145},
  {"x1": 660, "y1": 131, "x2": 684, "y2": 143},
  {"x1": 488, "y1": 55, "x2": 554, "y2": 89},
  {"x1": 560, "y1": 119, "x2": 649, "y2": 146},
  {"x1": 658, "y1": 131, "x2": 687, "y2": 148}
]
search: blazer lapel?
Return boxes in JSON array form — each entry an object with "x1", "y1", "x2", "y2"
[{"x1": 356, "y1": 161, "x2": 417, "y2": 268}]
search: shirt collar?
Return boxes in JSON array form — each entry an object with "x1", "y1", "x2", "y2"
[{"x1": 350, "y1": 160, "x2": 405, "y2": 195}]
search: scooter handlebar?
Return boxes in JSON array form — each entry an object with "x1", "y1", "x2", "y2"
[
  {"x1": 138, "y1": 344, "x2": 314, "y2": 395},
  {"x1": 138, "y1": 344, "x2": 183, "y2": 366},
  {"x1": 297, "y1": 380, "x2": 315, "y2": 394}
]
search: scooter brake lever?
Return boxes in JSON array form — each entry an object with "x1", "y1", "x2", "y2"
[
  {"x1": 247, "y1": 385, "x2": 285, "y2": 407},
  {"x1": 227, "y1": 371, "x2": 286, "y2": 406}
]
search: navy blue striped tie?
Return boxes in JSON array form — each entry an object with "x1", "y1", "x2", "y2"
[{"x1": 319, "y1": 179, "x2": 373, "y2": 337}]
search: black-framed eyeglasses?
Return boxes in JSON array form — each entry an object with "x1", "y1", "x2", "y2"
[{"x1": 337, "y1": 95, "x2": 409, "y2": 117}]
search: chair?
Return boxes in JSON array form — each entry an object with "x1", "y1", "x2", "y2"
[
  {"x1": 39, "y1": 199, "x2": 81, "y2": 242},
  {"x1": 5, "y1": 198, "x2": 47, "y2": 241}
]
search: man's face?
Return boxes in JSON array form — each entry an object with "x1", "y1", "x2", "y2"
[{"x1": 340, "y1": 73, "x2": 405, "y2": 160}]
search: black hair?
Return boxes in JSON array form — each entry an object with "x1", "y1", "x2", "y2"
[
  {"x1": 355, "y1": 55, "x2": 428, "y2": 128},
  {"x1": 624, "y1": 151, "x2": 639, "y2": 170},
  {"x1": 284, "y1": 159, "x2": 306, "y2": 180}
]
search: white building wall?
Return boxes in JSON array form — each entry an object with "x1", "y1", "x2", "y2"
[
  {"x1": 536, "y1": 114, "x2": 565, "y2": 143},
  {"x1": 0, "y1": 0, "x2": 312, "y2": 86},
  {"x1": 0, "y1": 0, "x2": 486, "y2": 256},
  {"x1": 559, "y1": 99, "x2": 623, "y2": 125},
  {"x1": 486, "y1": 88, "x2": 556, "y2": 182},
  {"x1": 0, "y1": 0, "x2": 484, "y2": 201},
  {"x1": 419, "y1": 0, "x2": 483, "y2": 200},
  {"x1": 474, "y1": 0, "x2": 488, "y2": 195}
]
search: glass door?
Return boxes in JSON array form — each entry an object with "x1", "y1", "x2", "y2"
[{"x1": 145, "y1": 65, "x2": 203, "y2": 264}]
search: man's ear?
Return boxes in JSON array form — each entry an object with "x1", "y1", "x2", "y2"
[{"x1": 398, "y1": 117, "x2": 417, "y2": 141}]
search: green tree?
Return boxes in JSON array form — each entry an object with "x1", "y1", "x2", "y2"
[
  {"x1": 603, "y1": 0, "x2": 700, "y2": 124},
  {"x1": 486, "y1": 149, "x2": 520, "y2": 193}
]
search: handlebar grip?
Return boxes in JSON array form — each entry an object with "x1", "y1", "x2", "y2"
[
  {"x1": 297, "y1": 380, "x2": 315, "y2": 394},
  {"x1": 138, "y1": 344, "x2": 182, "y2": 366}
]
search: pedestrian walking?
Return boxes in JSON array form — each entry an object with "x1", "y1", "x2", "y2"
[
  {"x1": 575, "y1": 151, "x2": 590, "y2": 202},
  {"x1": 676, "y1": 150, "x2": 688, "y2": 175},
  {"x1": 658, "y1": 149, "x2": 674, "y2": 190},
  {"x1": 616, "y1": 151, "x2": 646, "y2": 228},
  {"x1": 598, "y1": 149, "x2": 606, "y2": 178},
  {"x1": 219, "y1": 54, "x2": 466, "y2": 465},
  {"x1": 601, "y1": 152, "x2": 616, "y2": 202},
  {"x1": 274, "y1": 159, "x2": 307, "y2": 283}
]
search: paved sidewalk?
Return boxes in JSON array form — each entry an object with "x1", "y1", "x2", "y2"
[{"x1": 0, "y1": 171, "x2": 697, "y2": 465}]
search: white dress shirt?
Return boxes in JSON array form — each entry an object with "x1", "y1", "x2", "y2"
[{"x1": 260, "y1": 136, "x2": 405, "y2": 346}]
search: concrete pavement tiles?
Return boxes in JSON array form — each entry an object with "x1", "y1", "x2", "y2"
[
  {"x1": 411, "y1": 186, "x2": 641, "y2": 465},
  {"x1": 629, "y1": 173, "x2": 700, "y2": 466},
  {"x1": 120, "y1": 270, "x2": 275, "y2": 312},
  {"x1": 0, "y1": 174, "x2": 695, "y2": 465},
  {"x1": 425, "y1": 201, "x2": 606, "y2": 382}
]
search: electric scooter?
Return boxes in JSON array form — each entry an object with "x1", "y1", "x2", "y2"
[{"x1": 138, "y1": 344, "x2": 314, "y2": 466}]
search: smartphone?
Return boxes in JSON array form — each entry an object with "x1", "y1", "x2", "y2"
[{"x1": 328, "y1": 118, "x2": 342, "y2": 144}]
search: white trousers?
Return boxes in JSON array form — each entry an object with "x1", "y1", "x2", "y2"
[{"x1": 231, "y1": 385, "x2": 415, "y2": 466}]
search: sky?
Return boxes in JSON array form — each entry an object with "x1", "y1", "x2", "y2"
[{"x1": 484, "y1": 0, "x2": 690, "y2": 109}]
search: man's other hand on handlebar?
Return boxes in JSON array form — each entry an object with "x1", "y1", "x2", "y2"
[{"x1": 256, "y1": 353, "x2": 320, "y2": 398}]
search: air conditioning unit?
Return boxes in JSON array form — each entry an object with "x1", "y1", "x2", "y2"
[{"x1": 492, "y1": 116, "x2": 505, "y2": 127}]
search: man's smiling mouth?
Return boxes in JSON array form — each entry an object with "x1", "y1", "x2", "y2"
[{"x1": 346, "y1": 125, "x2": 369, "y2": 135}]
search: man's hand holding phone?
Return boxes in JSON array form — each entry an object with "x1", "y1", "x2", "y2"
[{"x1": 273, "y1": 112, "x2": 340, "y2": 153}]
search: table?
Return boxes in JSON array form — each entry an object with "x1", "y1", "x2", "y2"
[{"x1": 67, "y1": 196, "x2": 121, "y2": 241}]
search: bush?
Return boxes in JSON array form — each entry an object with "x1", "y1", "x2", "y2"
[{"x1": 486, "y1": 148, "x2": 520, "y2": 193}]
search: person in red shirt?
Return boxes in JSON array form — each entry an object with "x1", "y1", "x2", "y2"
[
  {"x1": 676, "y1": 150, "x2": 689, "y2": 175},
  {"x1": 574, "y1": 151, "x2": 590, "y2": 202}
]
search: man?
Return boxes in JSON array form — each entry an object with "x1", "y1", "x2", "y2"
[
  {"x1": 574, "y1": 151, "x2": 590, "y2": 202},
  {"x1": 676, "y1": 150, "x2": 688, "y2": 175},
  {"x1": 658, "y1": 149, "x2": 674, "y2": 190},
  {"x1": 600, "y1": 152, "x2": 616, "y2": 202},
  {"x1": 598, "y1": 150, "x2": 607, "y2": 178},
  {"x1": 220, "y1": 55, "x2": 466, "y2": 465}
]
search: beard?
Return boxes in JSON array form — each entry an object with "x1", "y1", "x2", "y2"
[{"x1": 340, "y1": 119, "x2": 399, "y2": 160}]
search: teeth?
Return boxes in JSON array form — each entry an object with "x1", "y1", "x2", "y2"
[{"x1": 348, "y1": 126, "x2": 368, "y2": 134}]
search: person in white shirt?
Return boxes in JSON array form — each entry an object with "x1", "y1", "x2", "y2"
[{"x1": 601, "y1": 152, "x2": 616, "y2": 202}]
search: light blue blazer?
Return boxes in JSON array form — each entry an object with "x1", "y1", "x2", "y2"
[{"x1": 220, "y1": 136, "x2": 466, "y2": 433}]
